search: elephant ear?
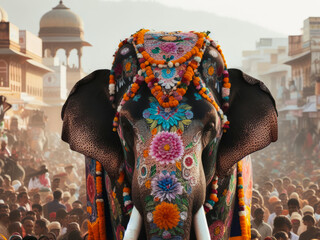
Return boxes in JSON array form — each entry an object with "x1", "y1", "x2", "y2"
[
  {"x1": 61, "y1": 42, "x2": 138, "y2": 178},
  {"x1": 61, "y1": 69, "x2": 123, "y2": 178},
  {"x1": 216, "y1": 69, "x2": 278, "y2": 176}
]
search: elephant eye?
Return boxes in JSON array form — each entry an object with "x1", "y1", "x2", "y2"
[
  {"x1": 120, "y1": 117, "x2": 135, "y2": 149},
  {"x1": 202, "y1": 122, "x2": 216, "y2": 147}
]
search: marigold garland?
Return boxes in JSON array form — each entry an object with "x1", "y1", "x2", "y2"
[
  {"x1": 87, "y1": 160, "x2": 106, "y2": 240},
  {"x1": 108, "y1": 29, "x2": 231, "y2": 132},
  {"x1": 237, "y1": 161, "x2": 250, "y2": 240}
]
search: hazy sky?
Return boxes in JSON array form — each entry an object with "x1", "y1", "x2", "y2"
[
  {"x1": 2, "y1": 0, "x2": 319, "y2": 70},
  {"x1": 102, "y1": 0, "x2": 320, "y2": 35}
]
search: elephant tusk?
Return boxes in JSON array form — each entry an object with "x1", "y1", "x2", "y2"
[
  {"x1": 194, "y1": 206, "x2": 211, "y2": 240},
  {"x1": 123, "y1": 206, "x2": 142, "y2": 240}
]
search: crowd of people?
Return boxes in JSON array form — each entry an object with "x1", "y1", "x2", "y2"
[
  {"x1": 250, "y1": 125, "x2": 320, "y2": 240},
  {"x1": 0, "y1": 121, "x2": 87, "y2": 240},
  {"x1": 1, "y1": 113, "x2": 320, "y2": 240}
]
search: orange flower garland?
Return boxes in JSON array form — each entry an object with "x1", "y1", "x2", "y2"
[
  {"x1": 237, "y1": 161, "x2": 250, "y2": 240},
  {"x1": 108, "y1": 29, "x2": 231, "y2": 132},
  {"x1": 92, "y1": 161, "x2": 106, "y2": 240}
]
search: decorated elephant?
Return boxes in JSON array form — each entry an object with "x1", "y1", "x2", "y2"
[{"x1": 61, "y1": 30, "x2": 278, "y2": 240}]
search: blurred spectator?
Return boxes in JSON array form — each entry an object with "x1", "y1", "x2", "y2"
[
  {"x1": 34, "y1": 219, "x2": 48, "y2": 238},
  {"x1": 251, "y1": 208, "x2": 272, "y2": 240},
  {"x1": 287, "y1": 198, "x2": 301, "y2": 219},
  {"x1": 273, "y1": 216, "x2": 298, "y2": 240},
  {"x1": 31, "y1": 204, "x2": 43, "y2": 220},
  {"x1": 274, "y1": 231, "x2": 289, "y2": 240},
  {"x1": 48, "y1": 221, "x2": 61, "y2": 238},
  {"x1": 268, "y1": 197, "x2": 283, "y2": 227},
  {"x1": 21, "y1": 216, "x2": 34, "y2": 237},
  {"x1": 17, "y1": 192, "x2": 31, "y2": 211},
  {"x1": 298, "y1": 215, "x2": 320, "y2": 240},
  {"x1": 43, "y1": 190, "x2": 66, "y2": 221},
  {"x1": 290, "y1": 212, "x2": 302, "y2": 235},
  {"x1": 8, "y1": 221, "x2": 23, "y2": 237}
]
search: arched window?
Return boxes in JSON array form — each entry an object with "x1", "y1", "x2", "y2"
[{"x1": 0, "y1": 60, "x2": 8, "y2": 87}]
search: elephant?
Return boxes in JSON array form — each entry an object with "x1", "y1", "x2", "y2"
[{"x1": 61, "y1": 30, "x2": 278, "y2": 240}]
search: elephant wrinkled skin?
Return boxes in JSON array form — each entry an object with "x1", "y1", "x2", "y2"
[{"x1": 61, "y1": 30, "x2": 277, "y2": 240}]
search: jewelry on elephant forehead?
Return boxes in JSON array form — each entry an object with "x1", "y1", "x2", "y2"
[{"x1": 108, "y1": 29, "x2": 231, "y2": 132}]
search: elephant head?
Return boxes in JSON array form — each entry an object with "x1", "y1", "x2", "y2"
[{"x1": 62, "y1": 30, "x2": 277, "y2": 239}]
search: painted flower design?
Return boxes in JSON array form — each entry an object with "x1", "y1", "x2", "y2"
[
  {"x1": 160, "y1": 42, "x2": 178, "y2": 53},
  {"x1": 86, "y1": 174, "x2": 95, "y2": 204},
  {"x1": 151, "y1": 172, "x2": 183, "y2": 202},
  {"x1": 153, "y1": 202, "x2": 180, "y2": 230},
  {"x1": 150, "y1": 131, "x2": 184, "y2": 165},
  {"x1": 123, "y1": 57, "x2": 137, "y2": 78},
  {"x1": 159, "y1": 68, "x2": 178, "y2": 89},
  {"x1": 209, "y1": 220, "x2": 225, "y2": 240},
  {"x1": 116, "y1": 225, "x2": 125, "y2": 240},
  {"x1": 143, "y1": 98, "x2": 193, "y2": 132}
]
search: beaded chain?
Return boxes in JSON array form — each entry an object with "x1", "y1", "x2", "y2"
[{"x1": 204, "y1": 176, "x2": 219, "y2": 213}]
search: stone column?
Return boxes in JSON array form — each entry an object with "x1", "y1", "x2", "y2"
[{"x1": 77, "y1": 48, "x2": 82, "y2": 70}]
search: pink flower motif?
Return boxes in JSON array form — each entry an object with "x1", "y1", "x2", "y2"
[
  {"x1": 116, "y1": 225, "x2": 125, "y2": 240},
  {"x1": 150, "y1": 132, "x2": 184, "y2": 165},
  {"x1": 209, "y1": 220, "x2": 225, "y2": 240},
  {"x1": 160, "y1": 42, "x2": 178, "y2": 53},
  {"x1": 86, "y1": 174, "x2": 95, "y2": 204}
]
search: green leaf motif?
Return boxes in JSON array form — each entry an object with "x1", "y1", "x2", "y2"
[
  {"x1": 156, "y1": 125, "x2": 162, "y2": 133},
  {"x1": 150, "y1": 119, "x2": 158, "y2": 130},
  {"x1": 150, "y1": 165, "x2": 156, "y2": 177},
  {"x1": 168, "y1": 229, "x2": 176, "y2": 235},
  {"x1": 176, "y1": 170, "x2": 181, "y2": 178},
  {"x1": 182, "y1": 119, "x2": 192, "y2": 126},
  {"x1": 150, "y1": 228, "x2": 159, "y2": 234},
  {"x1": 146, "y1": 205, "x2": 155, "y2": 212},
  {"x1": 179, "y1": 122, "x2": 184, "y2": 132},
  {"x1": 185, "y1": 142, "x2": 193, "y2": 149},
  {"x1": 193, "y1": 153, "x2": 198, "y2": 166},
  {"x1": 146, "y1": 200, "x2": 155, "y2": 209},
  {"x1": 151, "y1": 47, "x2": 161, "y2": 54},
  {"x1": 175, "y1": 227, "x2": 184, "y2": 234},
  {"x1": 140, "y1": 135, "x2": 145, "y2": 143},
  {"x1": 146, "y1": 118, "x2": 153, "y2": 124},
  {"x1": 179, "y1": 104, "x2": 192, "y2": 110},
  {"x1": 145, "y1": 195, "x2": 153, "y2": 203},
  {"x1": 182, "y1": 198, "x2": 189, "y2": 207},
  {"x1": 170, "y1": 126, "x2": 177, "y2": 132}
]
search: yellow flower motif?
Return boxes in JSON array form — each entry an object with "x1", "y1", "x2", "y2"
[
  {"x1": 153, "y1": 202, "x2": 180, "y2": 230},
  {"x1": 125, "y1": 62, "x2": 132, "y2": 72},
  {"x1": 176, "y1": 162, "x2": 181, "y2": 171},
  {"x1": 208, "y1": 66, "x2": 214, "y2": 76},
  {"x1": 145, "y1": 180, "x2": 151, "y2": 189}
]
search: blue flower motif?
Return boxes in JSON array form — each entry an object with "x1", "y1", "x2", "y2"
[
  {"x1": 143, "y1": 98, "x2": 193, "y2": 132},
  {"x1": 194, "y1": 93, "x2": 202, "y2": 101},
  {"x1": 133, "y1": 94, "x2": 141, "y2": 102},
  {"x1": 161, "y1": 67, "x2": 176, "y2": 79}
]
